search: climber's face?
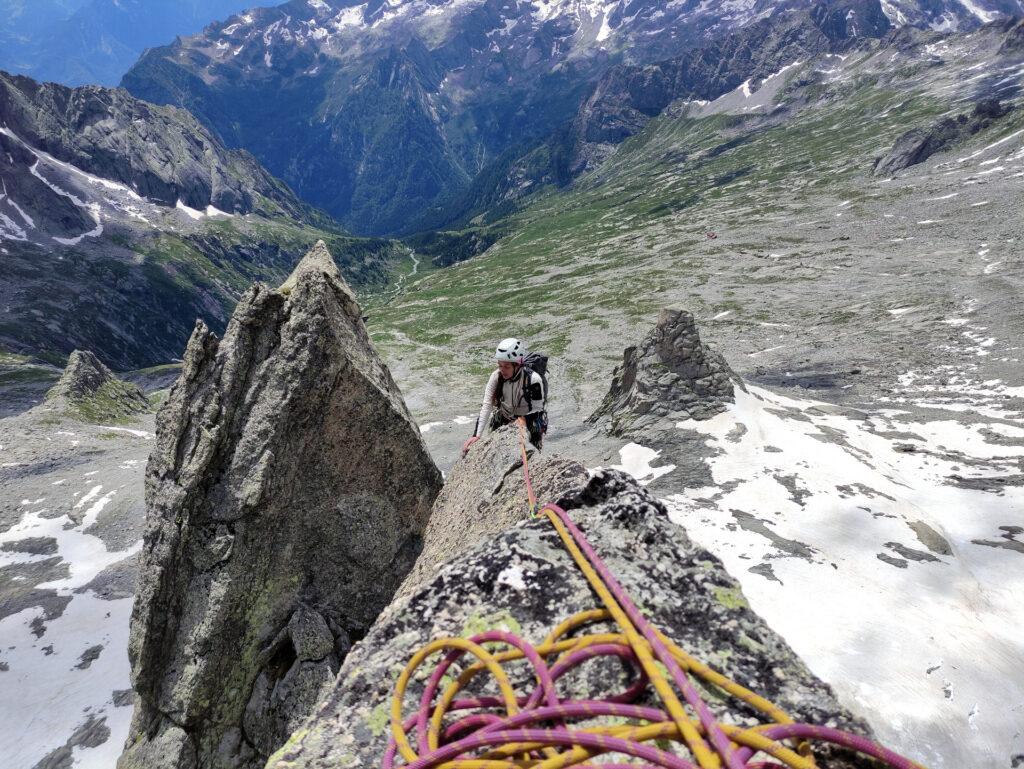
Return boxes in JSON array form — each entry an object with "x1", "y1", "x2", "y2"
[{"x1": 497, "y1": 361, "x2": 517, "y2": 380}]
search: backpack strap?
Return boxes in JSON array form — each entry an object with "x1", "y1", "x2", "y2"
[{"x1": 521, "y1": 366, "x2": 533, "y2": 412}]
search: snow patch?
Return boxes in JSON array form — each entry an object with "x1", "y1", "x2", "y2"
[
  {"x1": 610, "y1": 443, "x2": 675, "y2": 485},
  {"x1": 595, "y1": 1, "x2": 618, "y2": 41},
  {"x1": 100, "y1": 426, "x2": 155, "y2": 440},
  {"x1": 73, "y1": 484, "x2": 103, "y2": 511},
  {"x1": 25, "y1": 161, "x2": 104, "y2": 244},
  {"x1": 0, "y1": 597, "x2": 135, "y2": 769},
  {"x1": 175, "y1": 199, "x2": 206, "y2": 220},
  {"x1": 331, "y1": 3, "x2": 367, "y2": 29},
  {"x1": 666, "y1": 385, "x2": 1024, "y2": 767},
  {"x1": 956, "y1": 0, "x2": 997, "y2": 23},
  {"x1": 958, "y1": 129, "x2": 1024, "y2": 163}
]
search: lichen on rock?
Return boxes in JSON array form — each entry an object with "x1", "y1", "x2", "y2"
[
  {"x1": 266, "y1": 470, "x2": 876, "y2": 769},
  {"x1": 393, "y1": 424, "x2": 588, "y2": 602}
]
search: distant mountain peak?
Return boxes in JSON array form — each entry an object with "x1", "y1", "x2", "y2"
[{"x1": 122, "y1": 0, "x2": 1023, "y2": 234}]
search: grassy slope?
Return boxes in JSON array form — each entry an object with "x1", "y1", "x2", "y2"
[{"x1": 364, "y1": 43, "x2": 1024, "y2": 423}]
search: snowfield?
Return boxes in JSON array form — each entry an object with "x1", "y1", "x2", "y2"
[
  {"x1": 0, "y1": 424, "x2": 148, "y2": 769},
  {"x1": 652, "y1": 385, "x2": 1024, "y2": 769}
]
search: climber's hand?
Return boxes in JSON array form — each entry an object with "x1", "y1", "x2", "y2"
[{"x1": 462, "y1": 436, "x2": 480, "y2": 456}]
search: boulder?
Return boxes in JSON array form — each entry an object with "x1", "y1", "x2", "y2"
[
  {"x1": 265, "y1": 470, "x2": 876, "y2": 769},
  {"x1": 393, "y1": 424, "x2": 588, "y2": 601},
  {"x1": 44, "y1": 349, "x2": 149, "y2": 422},
  {"x1": 118, "y1": 242, "x2": 443, "y2": 769},
  {"x1": 588, "y1": 308, "x2": 740, "y2": 436}
]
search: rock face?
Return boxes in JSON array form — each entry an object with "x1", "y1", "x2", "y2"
[
  {"x1": 265, "y1": 470, "x2": 875, "y2": 769},
  {"x1": 588, "y1": 308, "x2": 740, "y2": 436},
  {"x1": 873, "y1": 99, "x2": 1013, "y2": 175},
  {"x1": 998, "y1": 17, "x2": 1024, "y2": 55},
  {"x1": 44, "y1": 350, "x2": 149, "y2": 423},
  {"x1": 569, "y1": 1, "x2": 891, "y2": 174},
  {"x1": 394, "y1": 425, "x2": 588, "y2": 601},
  {"x1": 119, "y1": 242, "x2": 442, "y2": 769}
]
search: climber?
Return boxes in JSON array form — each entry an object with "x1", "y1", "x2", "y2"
[{"x1": 462, "y1": 337, "x2": 547, "y2": 455}]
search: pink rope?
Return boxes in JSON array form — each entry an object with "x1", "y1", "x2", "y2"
[{"x1": 383, "y1": 502, "x2": 927, "y2": 769}]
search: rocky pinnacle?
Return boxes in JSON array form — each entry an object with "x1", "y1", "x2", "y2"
[
  {"x1": 44, "y1": 350, "x2": 149, "y2": 423},
  {"x1": 118, "y1": 241, "x2": 442, "y2": 769},
  {"x1": 588, "y1": 307, "x2": 740, "y2": 435}
]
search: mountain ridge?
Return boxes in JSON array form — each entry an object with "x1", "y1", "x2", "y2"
[
  {"x1": 0, "y1": 70, "x2": 401, "y2": 371},
  {"x1": 0, "y1": 0, "x2": 281, "y2": 87},
  {"x1": 118, "y1": 0, "x2": 1023, "y2": 234}
]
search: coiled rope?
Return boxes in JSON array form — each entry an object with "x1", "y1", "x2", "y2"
[{"x1": 385, "y1": 419, "x2": 929, "y2": 769}]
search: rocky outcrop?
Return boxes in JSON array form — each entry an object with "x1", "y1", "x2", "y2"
[
  {"x1": 588, "y1": 308, "x2": 740, "y2": 436},
  {"x1": 44, "y1": 350, "x2": 149, "y2": 423},
  {"x1": 265, "y1": 470, "x2": 876, "y2": 769},
  {"x1": 118, "y1": 242, "x2": 442, "y2": 769},
  {"x1": 873, "y1": 99, "x2": 1013, "y2": 175},
  {"x1": 394, "y1": 425, "x2": 588, "y2": 601}
]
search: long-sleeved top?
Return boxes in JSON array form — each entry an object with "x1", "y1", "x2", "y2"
[{"x1": 473, "y1": 367, "x2": 545, "y2": 437}]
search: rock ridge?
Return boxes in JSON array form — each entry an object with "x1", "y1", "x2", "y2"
[
  {"x1": 265, "y1": 469, "x2": 877, "y2": 769},
  {"x1": 393, "y1": 425, "x2": 588, "y2": 603},
  {"x1": 0, "y1": 71, "x2": 312, "y2": 219}
]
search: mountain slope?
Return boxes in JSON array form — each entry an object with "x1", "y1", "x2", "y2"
[
  {"x1": 360, "y1": 20, "x2": 1024, "y2": 767},
  {"x1": 422, "y1": 0, "x2": 900, "y2": 229},
  {"x1": 365, "y1": 19, "x2": 1023, "y2": 390},
  {"x1": 119, "y1": 0, "x2": 1023, "y2": 234},
  {"x1": 0, "y1": 71, "x2": 399, "y2": 371},
  {"x1": 0, "y1": 0, "x2": 281, "y2": 87}
]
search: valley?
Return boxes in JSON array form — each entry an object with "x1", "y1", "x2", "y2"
[{"x1": 0, "y1": 3, "x2": 1022, "y2": 769}]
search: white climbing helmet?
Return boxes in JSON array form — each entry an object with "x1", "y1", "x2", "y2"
[{"x1": 495, "y1": 337, "x2": 527, "y2": 364}]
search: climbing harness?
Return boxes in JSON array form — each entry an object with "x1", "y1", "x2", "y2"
[{"x1": 385, "y1": 419, "x2": 930, "y2": 769}]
